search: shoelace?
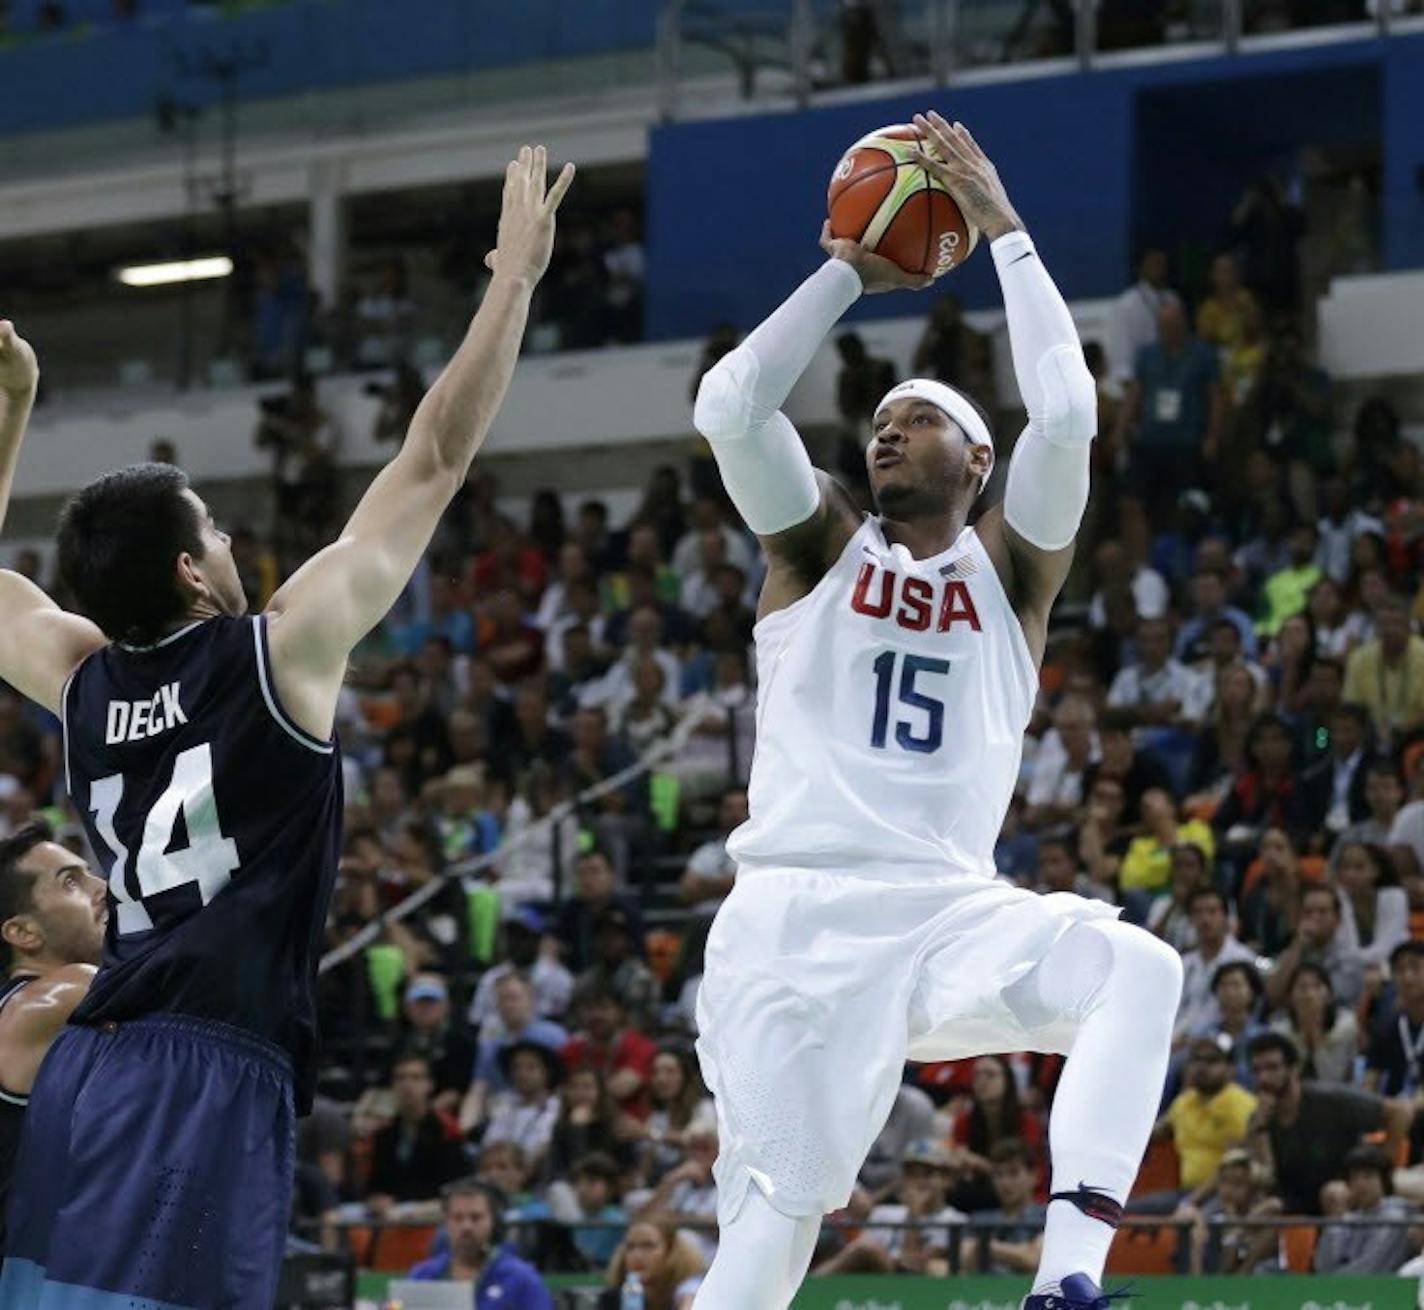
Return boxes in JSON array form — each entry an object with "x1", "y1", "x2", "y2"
[{"x1": 1040, "y1": 1284, "x2": 1135, "y2": 1310}]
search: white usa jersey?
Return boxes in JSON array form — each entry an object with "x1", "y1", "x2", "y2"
[{"x1": 728, "y1": 517, "x2": 1038, "y2": 879}]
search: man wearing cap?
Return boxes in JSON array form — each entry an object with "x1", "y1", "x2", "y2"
[
  {"x1": 1157, "y1": 1036, "x2": 1257, "y2": 1208},
  {"x1": 466, "y1": 906, "x2": 573, "y2": 1033},
  {"x1": 816, "y1": 1140, "x2": 965, "y2": 1276},
  {"x1": 460, "y1": 973, "x2": 568, "y2": 1136},
  {"x1": 397, "y1": 971, "x2": 478, "y2": 1114},
  {"x1": 688, "y1": 113, "x2": 1183, "y2": 1310}
]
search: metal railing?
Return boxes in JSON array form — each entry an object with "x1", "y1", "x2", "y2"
[{"x1": 657, "y1": 0, "x2": 1418, "y2": 118}]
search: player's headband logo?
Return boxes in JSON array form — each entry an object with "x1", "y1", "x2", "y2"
[{"x1": 871, "y1": 378, "x2": 995, "y2": 494}]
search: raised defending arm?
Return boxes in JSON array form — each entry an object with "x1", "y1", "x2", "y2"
[
  {"x1": 263, "y1": 146, "x2": 574, "y2": 740},
  {"x1": 0, "y1": 323, "x2": 107, "y2": 715}
]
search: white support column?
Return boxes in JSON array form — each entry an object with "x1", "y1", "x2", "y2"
[{"x1": 307, "y1": 158, "x2": 346, "y2": 310}]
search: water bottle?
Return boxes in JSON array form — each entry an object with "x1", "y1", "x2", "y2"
[{"x1": 621, "y1": 1271, "x2": 645, "y2": 1310}]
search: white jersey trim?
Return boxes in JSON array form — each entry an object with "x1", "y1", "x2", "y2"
[{"x1": 251, "y1": 616, "x2": 336, "y2": 755}]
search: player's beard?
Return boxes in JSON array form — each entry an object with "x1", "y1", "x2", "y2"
[{"x1": 873, "y1": 473, "x2": 951, "y2": 520}]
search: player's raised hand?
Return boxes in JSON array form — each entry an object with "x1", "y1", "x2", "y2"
[
  {"x1": 910, "y1": 112, "x2": 1024, "y2": 243},
  {"x1": 818, "y1": 221, "x2": 932, "y2": 294},
  {"x1": 0, "y1": 321, "x2": 39, "y2": 398},
  {"x1": 483, "y1": 144, "x2": 577, "y2": 284}
]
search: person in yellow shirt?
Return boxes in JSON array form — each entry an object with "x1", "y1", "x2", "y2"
[
  {"x1": 1196, "y1": 253, "x2": 1260, "y2": 354},
  {"x1": 1119, "y1": 788, "x2": 1216, "y2": 896},
  {"x1": 1159, "y1": 1037, "x2": 1257, "y2": 1202},
  {"x1": 1343, "y1": 594, "x2": 1424, "y2": 747}
]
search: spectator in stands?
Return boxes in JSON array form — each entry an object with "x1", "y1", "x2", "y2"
[
  {"x1": 1176, "y1": 890, "x2": 1259, "y2": 1040},
  {"x1": 947, "y1": 1055, "x2": 1044, "y2": 1212},
  {"x1": 611, "y1": 658, "x2": 677, "y2": 752},
  {"x1": 678, "y1": 788, "x2": 745, "y2": 917},
  {"x1": 1033, "y1": 833, "x2": 1112, "y2": 904},
  {"x1": 1214, "y1": 719, "x2": 1307, "y2": 859},
  {"x1": 679, "y1": 530, "x2": 732, "y2": 620},
  {"x1": 392, "y1": 571, "x2": 475, "y2": 657},
  {"x1": 543, "y1": 1065, "x2": 635, "y2": 1184},
  {"x1": 1117, "y1": 301, "x2": 1224, "y2": 516},
  {"x1": 1344, "y1": 593, "x2": 1424, "y2": 748},
  {"x1": 597, "y1": 607, "x2": 682, "y2": 713},
  {"x1": 1264, "y1": 882, "x2": 1365, "y2": 1009},
  {"x1": 1365, "y1": 940, "x2": 1424, "y2": 1095},
  {"x1": 638, "y1": 1125, "x2": 720, "y2": 1260},
  {"x1": 1319, "y1": 478, "x2": 1385, "y2": 586},
  {"x1": 355, "y1": 258, "x2": 416, "y2": 368},
  {"x1": 1196, "y1": 252, "x2": 1259, "y2": 355},
  {"x1": 1300, "y1": 702, "x2": 1375, "y2": 842},
  {"x1": 1189, "y1": 1147, "x2": 1282, "y2": 1274},
  {"x1": 1245, "y1": 1031, "x2": 1412, "y2": 1214},
  {"x1": 1076, "y1": 774, "x2": 1131, "y2": 892},
  {"x1": 467, "y1": 909, "x2": 574, "y2": 1031},
  {"x1": 1159, "y1": 1036, "x2": 1258, "y2": 1205},
  {"x1": 1105, "y1": 247, "x2": 1181, "y2": 385},
  {"x1": 1088, "y1": 539, "x2": 1170, "y2": 631},
  {"x1": 859, "y1": 1081, "x2": 938, "y2": 1197},
  {"x1": 397, "y1": 973, "x2": 478, "y2": 1113},
  {"x1": 366, "y1": 1053, "x2": 469, "y2": 1213},
  {"x1": 572, "y1": 907, "x2": 659, "y2": 1030},
  {"x1": 1259, "y1": 522, "x2": 1325, "y2": 640},
  {"x1": 1024, "y1": 696, "x2": 1098, "y2": 830},
  {"x1": 1238, "y1": 829, "x2": 1317, "y2": 960},
  {"x1": 477, "y1": 1141, "x2": 536, "y2": 1212},
  {"x1": 1309, "y1": 575, "x2": 1370, "y2": 659},
  {"x1": 1146, "y1": 842, "x2": 1212, "y2": 952},
  {"x1": 1313, "y1": 1145, "x2": 1415, "y2": 1273},
  {"x1": 463, "y1": 973, "x2": 569, "y2": 1133},
  {"x1": 1230, "y1": 176, "x2": 1305, "y2": 316},
  {"x1": 1119, "y1": 792, "x2": 1216, "y2": 912},
  {"x1": 1331, "y1": 765, "x2": 1404, "y2": 864},
  {"x1": 959, "y1": 1139, "x2": 1046, "y2": 1275},
  {"x1": 525, "y1": 1151, "x2": 628, "y2": 1270},
  {"x1": 673, "y1": 499, "x2": 755, "y2": 582},
  {"x1": 1177, "y1": 570, "x2": 1260, "y2": 663},
  {"x1": 816, "y1": 1140, "x2": 963, "y2": 1275},
  {"x1": 1195, "y1": 962, "x2": 1270, "y2": 1086},
  {"x1": 1106, "y1": 616, "x2": 1205, "y2": 731},
  {"x1": 483, "y1": 1041, "x2": 563, "y2": 1170},
  {"x1": 634, "y1": 1045, "x2": 716, "y2": 1186},
  {"x1": 912, "y1": 291, "x2": 994, "y2": 404},
  {"x1": 370, "y1": 361, "x2": 427, "y2": 447},
  {"x1": 562, "y1": 987, "x2": 658, "y2": 1120},
  {"x1": 408, "y1": 1179, "x2": 554, "y2": 1309},
  {"x1": 478, "y1": 591, "x2": 545, "y2": 687},
  {"x1": 1334, "y1": 841, "x2": 1408, "y2": 968},
  {"x1": 1271, "y1": 962, "x2": 1358, "y2": 1084},
  {"x1": 601, "y1": 1215, "x2": 706, "y2": 1310},
  {"x1": 603, "y1": 209, "x2": 645, "y2": 344},
  {"x1": 556, "y1": 849, "x2": 644, "y2": 972}
]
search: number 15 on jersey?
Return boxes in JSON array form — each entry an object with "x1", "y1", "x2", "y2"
[{"x1": 870, "y1": 651, "x2": 950, "y2": 754}]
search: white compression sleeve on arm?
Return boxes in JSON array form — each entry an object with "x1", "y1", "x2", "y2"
[
  {"x1": 693, "y1": 259, "x2": 862, "y2": 535},
  {"x1": 993, "y1": 230, "x2": 1097, "y2": 552}
]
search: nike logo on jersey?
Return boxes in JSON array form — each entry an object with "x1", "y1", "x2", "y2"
[
  {"x1": 105, "y1": 682, "x2": 189, "y2": 744},
  {"x1": 850, "y1": 562, "x2": 982, "y2": 633}
]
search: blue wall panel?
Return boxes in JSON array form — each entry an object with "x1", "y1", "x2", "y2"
[{"x1": 646, "y1": 34, "x2": 1419, "y2": 341}]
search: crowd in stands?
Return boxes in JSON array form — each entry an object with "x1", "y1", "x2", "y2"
[{"x1": 4, "y1": 184, "x2": 1424, "y2": 1307}]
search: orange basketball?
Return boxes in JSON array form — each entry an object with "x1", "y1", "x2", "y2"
[{"x1": 827, "y1": 123, "x2": 978, "y2": 279}]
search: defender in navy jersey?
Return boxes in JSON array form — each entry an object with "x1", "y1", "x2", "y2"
[
  {"x1": 0, "y1": 146, "x2": 574, "y2": 1309},
  {"x1": 0, "y1": 823, "x2": 105, "y2": 1246}
]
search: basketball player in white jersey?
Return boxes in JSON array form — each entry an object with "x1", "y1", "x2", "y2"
[{"x1": 688, "y1": 112, "x2": 1183, "y2": 1310}]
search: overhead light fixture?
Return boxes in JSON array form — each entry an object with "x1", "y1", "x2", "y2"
[{"x1": 117, "y1": 256, "x2": 234, "y2": 288}]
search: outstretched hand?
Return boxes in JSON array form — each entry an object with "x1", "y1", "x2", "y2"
[
  {"x1": 818, "y1": 221, "x2": 932, "y2": 295},
  {"x1": 483, "y1": 144, "x2": 577, "y2": 285},
  {"x1": 0, "y1": 321, "x2": 38, "y2": 399},
  {"x1": 910, "y1": 111, "x2": 1023, "y2": 243}
]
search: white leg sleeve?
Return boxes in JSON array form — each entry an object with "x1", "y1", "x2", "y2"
[
  {"x1": 693, "y1": 259, "x2": 862, "y2": 536},
  {"x1": 991, "y1": 231, "x2": 1098, "y2": 552}
]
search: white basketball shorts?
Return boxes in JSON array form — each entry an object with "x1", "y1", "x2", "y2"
[{"x1": 694, "y1": 866, "x2": 1121, "y2": 1225}]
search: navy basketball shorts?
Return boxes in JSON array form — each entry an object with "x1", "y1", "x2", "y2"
[{"x1": 0, "y1": 1014, "x2": 295, "y2": 1310}]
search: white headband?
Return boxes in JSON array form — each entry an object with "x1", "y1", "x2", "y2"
[{"x1": 872, "y1": 378, "x2": 996, "y2": 492}]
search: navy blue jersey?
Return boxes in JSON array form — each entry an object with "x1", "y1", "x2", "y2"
[{"x1": 62, "y1": 615, "x2": 342, "y2": 1110}]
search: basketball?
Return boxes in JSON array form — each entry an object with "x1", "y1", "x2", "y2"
[{"x1": 827, "y1": 123, "x2": 978, "y2": 279}]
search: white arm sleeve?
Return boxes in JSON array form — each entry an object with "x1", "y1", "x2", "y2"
[
  {"x1": 993, "y1": 230, "x2": 1098, "y2": 552},
  {"x1": 693, "y1": 259, "x2": 862, "y2": 535}
]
